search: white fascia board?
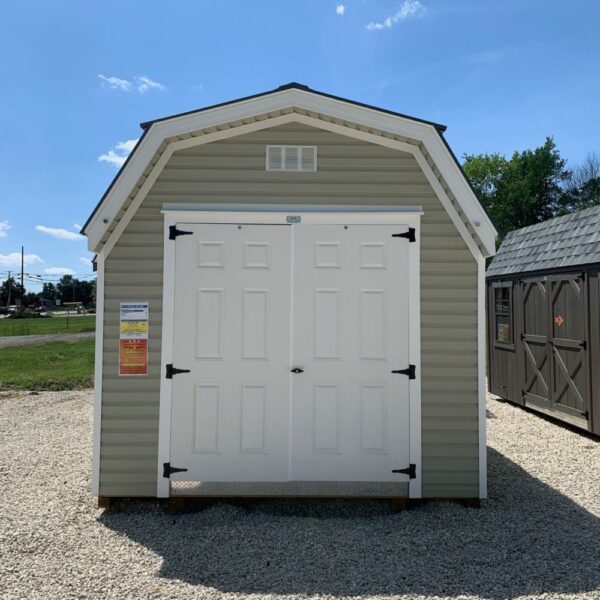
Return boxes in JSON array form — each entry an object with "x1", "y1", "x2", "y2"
[
  {"x1": 86, "y1": 88, "x2": 496, "y2": 255},
  {"x1": 421, "y1": 128, "x2": 497, "y2": 256}
]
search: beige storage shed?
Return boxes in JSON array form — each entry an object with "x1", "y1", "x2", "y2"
[{"x1": 82, "y1": 83, "x2": 496, "y2": 504}]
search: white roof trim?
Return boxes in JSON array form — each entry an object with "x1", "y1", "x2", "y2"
[{"x1": 84, "y1": 88, "x2": 497, "y2": 256}]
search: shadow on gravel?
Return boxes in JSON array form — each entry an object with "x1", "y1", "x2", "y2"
[{"x1": 99, "y1": 448, "x2": 600, "y2": 599}]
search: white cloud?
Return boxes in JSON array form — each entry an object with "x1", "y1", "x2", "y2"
[
  {"x1": 336, "y1": 4, "x2": 346, "y2": 15},
  {"x1": 73, "y1": 223, "x2": 82, "y2": 231},
  {"x1": 366, "y1": 0, "x2": 425, "y2": 30},
  {"x1": 35, "y1": 225, "x2": 85, "y2": 241},
  {"x1": 79, "y1": 256, "x2": 92, "y2": 266},
  {"x1": 0, "y1": 252, "x2": 44, "y2": 268},
  {"x1": 44, "y1": 267, "x2": 76, "y2": 276},
  {"x1": 0, "y1": 221, "x2": 10, "y2": 238},
  {"x1": 115, "y1": 139, "x2": 138, "y2": 153},
  {"x1": 135, "y1": 75, "x2": 166, "y2": 94},
  {"x1": 98, "y1": 74, "x2": 166, "y2": 94},
  {"x1": 98, "y1": 138, "x2": 139, "y2": 168},
  {"x1": 98, "y1": 150, "x2": 127, "y2": 168},
  {"x1": 98, "y1": 74, "x2": 133, "y2": 92}
]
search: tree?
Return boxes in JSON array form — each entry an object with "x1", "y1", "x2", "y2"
[
  {"x1": 463, "y1": 137, "x2": 571, "y2": 239},
  {"x1": 23, "y1": 292, "x2": 39, "y2": 306},
  {"x1": 0, "y1": 277, "x2": 25, "y2": 306},
  {"x1": 42, "y1": 282, "x2": 56, "y2": 302},
  {"x1": 562, "y1": 152, "x2": 600, "y2": 211},
  {"x1": 56, "y1": 275, "x2": 94, "y2": 306}
]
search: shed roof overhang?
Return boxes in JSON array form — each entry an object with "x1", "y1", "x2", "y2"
[{"x1": 82, "y1": 83, "x2": 497, "y2": 257}]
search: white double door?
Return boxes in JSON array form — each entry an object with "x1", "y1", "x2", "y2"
[{"x1": 170, "y1": 222, "x2": 411, "y2": 482}]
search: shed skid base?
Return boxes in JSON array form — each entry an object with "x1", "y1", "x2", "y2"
[
  {"x1": 97, "y1": 496, "x2": 111, "y2": 509},
  {"x1": 170, "y1": 480, "x2": 409, "y2": 498}
]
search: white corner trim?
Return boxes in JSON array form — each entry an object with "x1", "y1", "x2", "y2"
[
  {"x1": 408, "y1": 218, "x2": 422, "y2": 499},
  {"x1": 477, "y1": 255, "x2": 488, "y2": 499},
  {"x1": 91, "y1": 252, "x2": 105, "y2": 496},
  {"x1": 156, "y1": 215, "x2": 177, "y2": 498},
  {"x1": 85, "y1": 90, "x2": 496, "y2": 255}
]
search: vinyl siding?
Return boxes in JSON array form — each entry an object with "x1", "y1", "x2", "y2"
[{"x1": 99, "y1": 122, "x2": 479, "y2": 498}]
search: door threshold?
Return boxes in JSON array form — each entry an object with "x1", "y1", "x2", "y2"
[{"x1": 171, "y1": 480, "x2": 409, "y2": 498}]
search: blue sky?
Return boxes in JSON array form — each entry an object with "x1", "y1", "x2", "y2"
[{"x1": 1, "y1": 0, "x2": 599, "y2": 291}]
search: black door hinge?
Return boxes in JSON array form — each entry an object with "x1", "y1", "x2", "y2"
[
  {"x1": 392, "y1": 364, "x2": 416, "y2": 379},
  {"x1": 169, "y1": 225, "x2": 193, "y2": 240},
  {"x1": 392, "y1": 464, "x2": 416, "y2": 479},
  {"x1": 165, "y1": 363, "x2": 191, "y2": 379},
  {"x1": 392, "y1": 228, "x2": 416, "y2": 242},
  {"x1": 163, "y1": 462, "x2": 188, "y2": 478}
]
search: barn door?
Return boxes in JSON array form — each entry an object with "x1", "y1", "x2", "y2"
[
  {"x1": 548, "y1": 274, "x2": 588, "y2": 420},
  {"x1": 521, "y1": 278, "x2": 551, "y2": 408}
]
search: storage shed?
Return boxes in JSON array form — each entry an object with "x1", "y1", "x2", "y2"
[
  {"x1": 82, "y1": 83, "x2": 496, "y2": 503},
  {"x1": 487, "y1": 206, "x2": 600, "y2": 435}
]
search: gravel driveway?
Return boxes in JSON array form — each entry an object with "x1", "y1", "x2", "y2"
[
  {"x1": 0, "y1": 331, "x2": 95, "y2": 348},
  {"x1": 0, "y1": 390, "x2": 598, "y2": 600}
]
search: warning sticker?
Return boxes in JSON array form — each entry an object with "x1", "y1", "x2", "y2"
[
  {"x1": 554, "y1": 314, "x2": 565, "y2": 327},
  {"x1": 119, "y1": 302, "x2": 149, "y2": 376}
]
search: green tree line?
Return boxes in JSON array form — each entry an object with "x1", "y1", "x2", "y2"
[
  {"x1": 0, "y1": 275, "x2": 96, "y2": 308},
  {"x1": 463, "y1": 138, "x2": 600, "y2": 239}
]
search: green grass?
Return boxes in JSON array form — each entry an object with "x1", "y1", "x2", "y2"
[
  {"x1": 0, "y1": 339, "x2": 95, "y2": 390},
  {"x1": 0, "y1": 315, "x2": 96, "y2": 337}
]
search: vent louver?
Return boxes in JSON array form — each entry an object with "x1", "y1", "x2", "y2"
[{"x1": 267, "y1": 145, "x2": 316, "y2": 171}]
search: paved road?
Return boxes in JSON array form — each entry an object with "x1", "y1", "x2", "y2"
[{"x1": 0, "y1": 331, "x2": 95, "y2": 349}]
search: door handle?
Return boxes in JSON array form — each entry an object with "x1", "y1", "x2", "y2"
[{"x1": 290, "y1": 368, "x2": 304, "y2": 374}]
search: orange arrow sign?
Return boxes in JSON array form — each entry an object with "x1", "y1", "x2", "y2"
[{"x1": 554, "y1": 315, "x2": 564, "y2": 327}]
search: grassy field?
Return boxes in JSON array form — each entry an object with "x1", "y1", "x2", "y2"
[
  {"x1": 0, "y1": 315, "x2": 95, "y2": 337},
  {"x1": 0, "y1": 339, "x2": 95, "y2": 390}
]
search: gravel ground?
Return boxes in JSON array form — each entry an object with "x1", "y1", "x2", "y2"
[
  {"x1": 0, "y1": 331, "x2": 95, "y2": 349},
  {"x1": 0, "y1": 390, "x2": 598, "y2": 600}
]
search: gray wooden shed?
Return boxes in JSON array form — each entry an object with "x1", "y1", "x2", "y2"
[
  {"x1": 487, "y1": 206, "x2": 600, "y2": 435},
  {"x1": 82, "y1": 83, "x2": 496, "y2": 503}
]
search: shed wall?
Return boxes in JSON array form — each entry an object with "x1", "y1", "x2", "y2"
[{"x1": 99, "y1": 122, "x2": 479, "y2": 497}]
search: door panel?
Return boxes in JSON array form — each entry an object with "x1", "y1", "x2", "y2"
[
  {"x1": 521, "y1": 279, "x2": 551, "y2": 407},
  {"x1": 290, "y1": 225, "x2": 410, "y2": 481},
  {"x1": 549, "y1": 275, "x2": 587, "y2": 418},
  {"x1": 170, "y1": 224, "x2": 291, "y2": 481}
]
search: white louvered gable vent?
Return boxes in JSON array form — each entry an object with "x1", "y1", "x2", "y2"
[{"x1": 266, "y1": 145, "x2": 317, "y2": 171}]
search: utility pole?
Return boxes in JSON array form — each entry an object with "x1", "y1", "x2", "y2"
[
  {"x1": 6, "y1": 270, "x2": 11, "y2": 307},
  {"x1": 20, "y1": 246, "x2": 24, "y2": 305}
]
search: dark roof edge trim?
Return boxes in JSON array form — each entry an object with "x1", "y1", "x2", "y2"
[
  {"x1": 138, "y1": 82, "x2": 448, "y2": 133},
  {"x1": 80, "y1": 131, "x2": 148, "y2": 235}
]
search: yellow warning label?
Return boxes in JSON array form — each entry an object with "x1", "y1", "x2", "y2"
[{"x1": 120, "y1": 321, "x2": 149, "y2": 335}]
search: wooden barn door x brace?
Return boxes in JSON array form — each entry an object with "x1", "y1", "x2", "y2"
[
  {"x1": 521, "y1": 273, "x2": 589, "y2": 423},
  {"x1": 157, "y1": 209, "x2": 422, "y2": 498}
]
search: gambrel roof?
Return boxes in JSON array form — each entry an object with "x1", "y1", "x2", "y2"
[
  {"x1": 82, "y1": 83, "x2": 496, "y2": 257},
  {"x1": 487, "y1": 205, "x2": 600, "y2": 277}
]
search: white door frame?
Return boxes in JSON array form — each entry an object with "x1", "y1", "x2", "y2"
[{"x1": 157, "y1": 206, "x2": 422, "y2": 498}]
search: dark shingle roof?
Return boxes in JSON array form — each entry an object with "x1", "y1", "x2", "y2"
[{"x1": 486, "y1": 205, "x2": 600, "y2": 277}]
